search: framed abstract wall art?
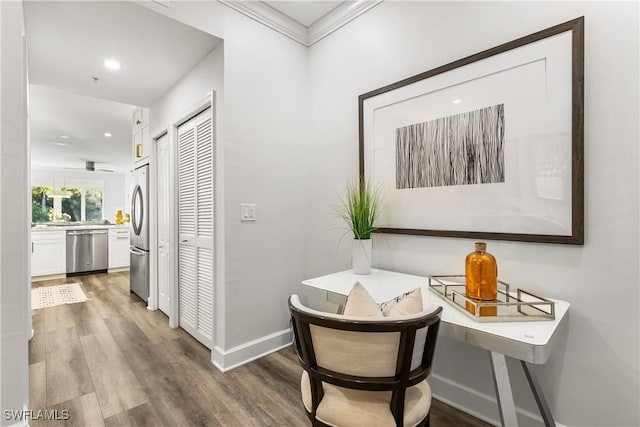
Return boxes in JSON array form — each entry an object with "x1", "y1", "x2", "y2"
[{"x1": 359, "y1": 17, "x2": 584, "y2": 244}]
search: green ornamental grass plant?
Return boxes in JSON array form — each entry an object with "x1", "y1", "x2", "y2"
[{"x1": 335, "y1": 177, "x2": 383, "y2": 240}]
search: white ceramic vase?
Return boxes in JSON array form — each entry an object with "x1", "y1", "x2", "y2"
[{"x1": 352, "y1": 238, "x2": 372, "y2": 275}]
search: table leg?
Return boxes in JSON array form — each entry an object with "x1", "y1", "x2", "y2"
[
  {"x1": 521, "y1": 361, "x2": 556, "y2": 427},
  {"x1": 489, "y1": 351, "x2": 519, "y2": 427}
]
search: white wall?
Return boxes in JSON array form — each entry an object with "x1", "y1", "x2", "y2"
[
  {"x1": 0, "y1": 0, "x2": 30, "y2": 424},
  {"x1": 306, "y1": 2, "x2": 639, "y2": 426},
  {"x1": 31, "y1": 167, "x2": 127, "y2": 223},
  {"x1": 141, "y1": 1, "x2": 308, "y2": 365},
  {"x1": 150, "y1": 44, "x2": 223, "y2": 135}
]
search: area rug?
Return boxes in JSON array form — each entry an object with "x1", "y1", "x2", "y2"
[{"x1": 32, "y1": 283, "x2": 87, "y2": 310}]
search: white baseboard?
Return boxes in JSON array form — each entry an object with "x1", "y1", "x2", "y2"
[
  {"x1": 430, "y1": 373, "x2": 567, "y2": 427},
  {"x1": 212, "y1": 328, "x2": 292, "y2": 372},
  {"x1": 31, "y1": 273, "x2": 65, "y2": 282}
]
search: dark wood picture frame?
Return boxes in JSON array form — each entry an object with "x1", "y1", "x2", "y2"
[{"x1": 358, "y1": 17, "x2": 584, "y2": 245}]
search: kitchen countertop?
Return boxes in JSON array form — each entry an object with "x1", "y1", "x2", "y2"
[{"x1": 31, "y1": 224, "x2": 130, "y2": 232}]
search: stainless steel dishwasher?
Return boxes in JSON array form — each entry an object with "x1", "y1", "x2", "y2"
[{"x1": 66, "y1": 229, "x2": 109, "y2": 275}]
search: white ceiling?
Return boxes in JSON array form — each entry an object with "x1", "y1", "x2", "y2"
[
  {"x1": 24, "y1": 1, "x2": 221, "y2": 107},
  {"x1": 24, "y1": 1, "x2": 221, "y2": 172},
  {"x1": 30, "y1": 85, "x2": 134, "y2": 173},
  {"x1": 264, "y1": 1, "x2": 343, "y2": 27}
]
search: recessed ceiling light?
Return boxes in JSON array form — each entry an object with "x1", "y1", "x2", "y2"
[
  {"x1": 60, "y1": 135, "x2": 69, "y2": 139},
  {"x1": 104, "y1": 59, "x2": 120, "y2": 70},
  {"x1": 56, "y1": 142, "x2": 67, "y2": 146},
  {"x1": 104, "y1": 132, "x2": 112, "y2": 137},
  {"x1": 453, "y1": 99, "x2": 462, "y2": 104}
]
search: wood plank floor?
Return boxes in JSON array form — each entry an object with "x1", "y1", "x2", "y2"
[{"x1": 30, "y1": 272, "x2": 491, "y2": 427}]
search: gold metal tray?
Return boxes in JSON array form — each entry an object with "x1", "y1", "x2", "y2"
[{"x1": 428, "y1": 275, "x2": 555, "y2": 322}]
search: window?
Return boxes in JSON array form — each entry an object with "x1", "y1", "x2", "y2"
[
  {"x1": 31, "y1": 186, "x2": 54, "y2": 223},
  {"x1": 32, "y1": 180, "x2": 104, "y2": 223},
  {"x1": 61, "y1": 186, "x2": 104, "y2": 222},
  {"x1": 85, "y1": 188, "x2": 104, "y2": 221},
  {"x1": 61, "y1": 187, "x2": 82, "y2": 222}
]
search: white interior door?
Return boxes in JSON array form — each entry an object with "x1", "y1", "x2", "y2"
[
  {"x1": 157, "y1": 133, "x2": 171, "y2": 315},
  {"x1": 177, "y1": 107, "x2": 214, "y2": 349}
]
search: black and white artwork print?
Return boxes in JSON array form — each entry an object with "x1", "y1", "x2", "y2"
[{"x1": 395, "y1": 104, "x2": 505, "y2": 189}]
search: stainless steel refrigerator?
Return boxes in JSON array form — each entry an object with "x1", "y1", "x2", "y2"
[{"x1": 130, "y1": 164, "x2": 149, "y2": 304}]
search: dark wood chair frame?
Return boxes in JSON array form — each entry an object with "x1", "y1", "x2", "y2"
[{"x1": 289, "y1": 296, "x2": 442, "y2": 427}]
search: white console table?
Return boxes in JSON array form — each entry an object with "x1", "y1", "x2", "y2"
[{"x1": 301, "y1": 269, "x2": 570, "y2": 427}]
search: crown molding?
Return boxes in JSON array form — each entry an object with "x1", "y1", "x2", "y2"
[
  {"x1": 218, "y1": 0, "x2": 383, "y2": 47},
  {"x1": 307, "y1": 0, "x2": 382, "y2": 45},
  {"x1": 219, "y1": 1, "x2": 308, "y2": 45}
]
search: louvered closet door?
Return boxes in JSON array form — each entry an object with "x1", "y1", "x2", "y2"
[{"x1": 177, "y1": 107, "x2": 214, "y2": 349}]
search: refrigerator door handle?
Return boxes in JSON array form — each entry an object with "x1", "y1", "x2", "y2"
[
  {"x1": 131, "y1": 184, "x2": 143, "y2": 236},
  {"x1": 129, "y1": 246, "x2": 146, "y2": 256}
]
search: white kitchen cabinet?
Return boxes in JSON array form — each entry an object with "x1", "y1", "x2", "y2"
[
  {"x1": 31, "y1": 230, "x2": 66, "y2": 277},
  {"x1": 108, "y1": 228, "x2": 130, "y2": 269},
  {"x1": 132, "y1": 106, "x2": 150, "y2": 165}
]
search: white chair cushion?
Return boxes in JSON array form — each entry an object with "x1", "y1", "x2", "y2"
[{"x1": 301, "y1": 371, "x2": 432, "y2": 427}]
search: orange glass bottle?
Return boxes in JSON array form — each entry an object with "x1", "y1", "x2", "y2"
[{"x1": 465, "y1": 242, "x2": 497, "y2": 316}]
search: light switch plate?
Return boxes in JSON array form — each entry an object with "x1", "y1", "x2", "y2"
[{"x1": 241, "y1": 204, "x2": 256, "y2": 221}]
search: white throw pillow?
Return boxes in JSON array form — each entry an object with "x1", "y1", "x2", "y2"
[
  {"x1": 343, "y1": 282, "x2": 383, "y2": 317},
  {"x1": 342, "y1": 283, "x2": 424, "y2": 318},
  {"x1": 379, "y1": 288, "x2": 423, "y2": 317}
]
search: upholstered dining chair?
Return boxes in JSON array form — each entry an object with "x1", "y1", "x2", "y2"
[{"x1": 288, "y1": 295, "x2": 442, "y2": 427}]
